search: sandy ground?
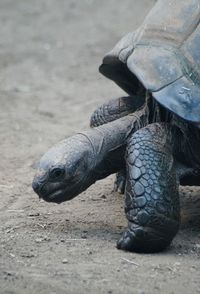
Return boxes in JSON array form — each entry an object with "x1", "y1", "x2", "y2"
[{"x1": 0, "y1": 1, "x2": 200, "y2": 293}]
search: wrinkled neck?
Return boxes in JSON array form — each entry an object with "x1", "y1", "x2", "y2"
[{"x1": 78, "y1": 113, "x2": 146, "y2": 181}]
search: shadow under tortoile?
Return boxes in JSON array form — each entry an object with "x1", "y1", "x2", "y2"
[{"x1": 180, "y1": 187, "x2": 200, "y2": 229}]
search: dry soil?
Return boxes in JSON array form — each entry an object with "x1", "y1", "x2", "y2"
[{"x1": 0, "y1": 1, "x2": 200, "y2": 293}]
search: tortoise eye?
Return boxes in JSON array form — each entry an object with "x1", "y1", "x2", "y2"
[{"x1": 49, "y1": 167, "x2": 65, "y2": 180}]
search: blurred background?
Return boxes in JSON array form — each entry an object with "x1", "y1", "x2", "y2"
[{"x1": 1, "y1": 1, "x2": 199, "y2": 294}]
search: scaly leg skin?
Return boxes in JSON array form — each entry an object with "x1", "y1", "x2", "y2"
[
  {"x1": 90, "y1": 95, "x2": 145, "y2": 127},
  {"x1": 90, "y1": 95, "x2": 145, "y2": 193},
  {"x1": 117, "y1": 123, "x2": 180, "y2": 253}
]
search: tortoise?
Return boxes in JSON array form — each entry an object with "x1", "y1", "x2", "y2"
[{"x1": 32, "y1": 0, "x2": 200, "y2": 253}]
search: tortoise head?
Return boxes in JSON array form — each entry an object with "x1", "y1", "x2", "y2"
[{"x1": 32, "y1": 134, "x2": 96, "y2": 203}]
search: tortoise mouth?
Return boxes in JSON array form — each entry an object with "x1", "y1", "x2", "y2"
[
  {"x1": 43, "y1": 189, "x2": 69, "y2": 203},
  {"x1": 34, "y1": 177, "x2": 89, "y2": 203},
  {"x1": 42, "y1": 190, "x2": 75, "y2": 203}
]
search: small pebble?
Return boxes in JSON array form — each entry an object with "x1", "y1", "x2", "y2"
[
  {"x1": 81, "y1": 234, "x2": 87, "y2": 239},
  {"x1": 21, "y1": 253, "x2": 36, "y2": 258},
  {"x1": 28, "y1": 212, "x2": 40, "y2": 217},
  {"x1": 101, "y1": 195, "x2": 107, "y2": 199},
  {"x1": 35, "y1": 238, "x2": 43, "y2": 243},
  {"x1": 62, "y1": 259, "x2": 68, "y2": 264},
  {"x1": 35, "y1": 236, "x2": 50, "y2": 243}
]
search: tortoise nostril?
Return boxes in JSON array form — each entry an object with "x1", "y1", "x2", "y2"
[
  {"x1": 40, "y1": 185, "x2": 48, "y2": 194},
  {"x1": 32, "y1": 181, "x2": 41, "y2": 193}
]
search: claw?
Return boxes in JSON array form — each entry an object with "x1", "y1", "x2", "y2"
[
  {"x1": 114, "y1": 171, "x2": 126, "y2": 194},
  {"x1": 117, "y1": 230, "x2": 135, "y2": 251}
]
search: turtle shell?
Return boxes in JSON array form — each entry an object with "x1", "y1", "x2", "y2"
[{"x1": 100, "y1": 0, "x2": 200, "y2": 122}]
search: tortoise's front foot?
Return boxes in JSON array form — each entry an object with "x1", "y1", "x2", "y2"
[
  {"x1": 118, "y1": 124, "x2": 180, "y2": 253},
  {"x1": 114, "y1": 170, "x2": 126, "y2": 194},
  {"x1": 117, "y1": 225, "x2": 173, "y2": 253}
]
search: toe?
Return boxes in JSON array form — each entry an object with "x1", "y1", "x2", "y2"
[{"x1": 117, "y1": 231, "x2": 134, "y2": 251}]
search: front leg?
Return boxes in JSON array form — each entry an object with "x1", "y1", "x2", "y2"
[{"x1": 117, "y1": 123, "x2": 180, "y2": 253}]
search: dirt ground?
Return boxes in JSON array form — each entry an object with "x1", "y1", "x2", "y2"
[{"x1": 0, "y1": 1, "x2": 200, "y2": 293}]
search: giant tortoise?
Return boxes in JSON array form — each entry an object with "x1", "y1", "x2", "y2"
[{"x1": 32, "y1": 0, "x2": 200, "y2": 253}]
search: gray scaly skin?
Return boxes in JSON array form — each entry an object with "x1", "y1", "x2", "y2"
[
  {"x1": 119, "y1": 123, "x2": 180, "y2": 252},
  {"x1": 90, "y1": 95, "x2": 145, "y2": 127},
  {"x1": 32, "y1": 95, "x2": 200, "y2": 253}
]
